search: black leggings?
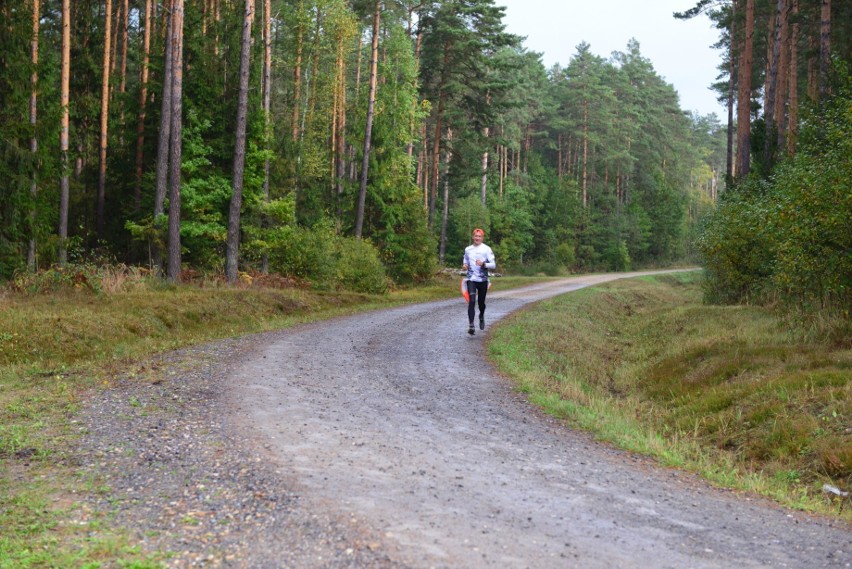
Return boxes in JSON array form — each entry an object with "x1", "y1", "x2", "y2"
[{"x1": 467, "y1": 280, "x2": 488, "y2": 323}]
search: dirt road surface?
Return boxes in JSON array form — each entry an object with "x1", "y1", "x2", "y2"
[{"x1": 227, "y1": 271, "x2": 851, "y2": 568}]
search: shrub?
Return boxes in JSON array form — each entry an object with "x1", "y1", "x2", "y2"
[
  {"x1": 266, "y1": 221, "x2": 388, "y2": 294},
  {"x1": 335, "y1": 237, "x2": 389, "y2": 294}
]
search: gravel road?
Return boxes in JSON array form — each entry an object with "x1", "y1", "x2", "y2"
[{"x1": 78, "y1": 271, "x2": 851, "y2": 568}]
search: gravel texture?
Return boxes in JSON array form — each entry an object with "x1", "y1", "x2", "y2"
[
  {"x1": 77, "y1": 338, "x2": 406, "y2": 568},
  {"x1": 76, "y1": 272, "x2": 851, "y2": 568}
]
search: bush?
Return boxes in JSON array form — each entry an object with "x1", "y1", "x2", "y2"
[
  {"x1": 336, "y1": 237, "x2": 389, "y2": 294},
  {"x1": 266, "y1": 222, "x2": 388, "y2": 294},
  {"x1": 697, "y1": 184, "x2": 776, "y2": 304}
]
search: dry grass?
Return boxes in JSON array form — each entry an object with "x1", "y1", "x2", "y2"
[{"x1": 488, "y1": 272, "x2": 851, "y2": 518}]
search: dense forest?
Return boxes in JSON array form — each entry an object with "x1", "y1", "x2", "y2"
[{"x1": 0, "y1": 0, "x2": 847, "y2": 310}]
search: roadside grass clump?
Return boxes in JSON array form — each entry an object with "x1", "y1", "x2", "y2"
[{"x1": 488, "y1": 272, "x2": 851, "y2": 518}]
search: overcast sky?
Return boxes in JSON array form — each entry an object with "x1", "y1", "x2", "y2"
[{"x1": 496, "y1": 0, "x2": 727, "y2": 119}]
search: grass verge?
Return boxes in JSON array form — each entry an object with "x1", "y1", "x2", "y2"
[{"x1": 488, "y1": 272, "x2": 851, "y2": 520}]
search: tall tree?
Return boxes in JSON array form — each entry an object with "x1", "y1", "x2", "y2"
[
  {"x1": 418, "y1": 0, "x2": 516, "y2": 226},
  {"x1": 153, "y1": 0, "x2": 174, "y2": 273},
  {"x1": 58, "y1": 0, "x2": 71, "y2": 266},
  {"x1": 133, "y1": 0, "x2": 152, "y2": 211},
  {"x1": 261, "y1": 0, "x2": 272, "y2": 274},
  {"x1": 225, "y1": 0, "x2": 255, "y2": 283},
  {"x1": 735, "y1": 0, "x2": 754, "y2": 178},
  {"x1": 818, "y1": 0, "x2": 831, "y2": 99},
  {"x1": 166, "y1": 0, "x2": 184, "y2": 282},
  {"x1": 786, "y1": 0, "x2": 799, "y2": 155},
  {"x1": 97, "y1": 0, "x2": 113, "y2": 235},
  {"x1": 763, "y1": 0, "x2": 786, "y2": 167},
  {"x1": 438, "y1": 127, "x2": 451, "y2": 262},
  {"x1": 27, "y1": 0, "x2": 40, "y2": 271},
  {"x1": 291, "y1": 1, "x2": 305, "y2": 144},
  {"x1": 355, "y1": 0, "x2": 380, "y2": 238}
]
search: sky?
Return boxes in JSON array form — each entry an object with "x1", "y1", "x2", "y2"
[{"x1": 495, "y1": 0, "x2": 727, "y2": 119}]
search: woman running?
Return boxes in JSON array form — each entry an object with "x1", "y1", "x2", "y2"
[{"x1": 462, "y1": 228, "x2": 496, "y2": 335}]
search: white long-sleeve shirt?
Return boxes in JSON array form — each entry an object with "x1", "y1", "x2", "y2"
[{"x1": 463, "y1": 243, "x2": 496, "y2": 282}]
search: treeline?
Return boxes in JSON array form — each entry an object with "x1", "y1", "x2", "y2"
[
  {"x1": 682, "y1": 0, "x2": 851, "y2": 315},
  {"x1": 0, "y1": 0, "x2": 726, "y2": 288}
]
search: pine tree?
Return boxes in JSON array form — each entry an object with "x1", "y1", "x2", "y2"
[{"x1": 225, "y1": 0, "x2": 255, "y2": 283}]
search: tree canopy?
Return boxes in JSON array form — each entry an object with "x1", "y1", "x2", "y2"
[{"x1": 8, "y1": 0, "x2": 843, "y2": 296}]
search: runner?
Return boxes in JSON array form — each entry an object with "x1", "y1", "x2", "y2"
[{"x1": 462, "y1": 228, "x2": 496, "y2": 335}]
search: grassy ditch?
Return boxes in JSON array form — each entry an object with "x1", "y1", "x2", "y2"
[
  {"x1": 0, "y1": 270, "x2": 537, "y2": 567},
  {"x1": 488, "y1": 272, "x2": 851, "y2": 519}
]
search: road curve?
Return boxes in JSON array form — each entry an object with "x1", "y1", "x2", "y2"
[{"x1": 227, "y1": 271, "x2": 851, "y2": 569}]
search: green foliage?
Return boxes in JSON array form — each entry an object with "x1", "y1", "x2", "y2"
[
  {"x1": 450, "y1": 194, "x2": 489, "y2": 246},
  {"x1": 700, "y1": 63, "x2": 851, "y2": 314},
  {"x1": 698, "y1": 185, "x2": 775, "y2": 304},
  {"x1": 768, "y1": 76, "x2": 852, "y2": 312},
  {"x1": 0, "y1": 0, "x2": 728, "y2": 286},
  {"x1": 266, "y1": 221, "x2": 388, "y2": 293},
  {"x1": 603, "y1": 239, "x2": 631, "y2": 272},
  {"x1": 335, "y1": 236, "x2": 389, "y2": 294},
  {"x1": 553, "y1": 242, "x2": 576, "y2": 270},
  {"x1": 490, "y1": 183, "x2": 535, "y2": 268}
]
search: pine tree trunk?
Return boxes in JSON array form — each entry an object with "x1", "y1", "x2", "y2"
[
  {"x1": 764, "y1": 0, "x2": 785, "y2": 166},
  {"x1": 166, "y1": 0, "x2": 184, "y2": 283},
  {"x1": 355, "y1": 0, "x2": 380, "y2": 238},
  {"x1": 153, "y1": 0, "x2": 174, "y2": 274},
  {"x1": 213, "y1": 0, "x2": 221, "y2": 56},
  {"x1": 818, "y1": 0, "x2": 830, "y2": 99},
  {"x1": 438, "y1": 129, "x2": 452, "y2": 264},
  {"x1": 134, "y1": 0, "x2": 152, "y2": 211},
  {"x1": 305, "y1": 9, "x2": 322, "y2": 134},
  {"x1": 806, "y1": 33, "x2": 818, "y2": 101},
  {"x1": 27, "y1": 0, "x2": 40, "y2": 271},
  {"x1": 261, "y1": 0, "x2": 271, "y2": 273},
  {"x1": 422, "y1": 127, "x2": 430, "y2": 209},
  {"x1": 480, "y1": 137, "x2": 488, "y2": 207},
  {"x1": 335, "y1": 40, "x2": 347, "y2": 213},
  {"x1": 291, "y1": 3, "x2": 303, "y2": 143},
  {"x1": 110, "y1": 0, "x2": 119, "y2": 78},
  {"x1": 332, "y1": 57, "x2": 340, "y2": 194},
  {"x1": 416, "y1": 122, "x2": 425, "y2": 200},
  {"x1": 775, "y1": 0, "x2": 790, "y2": 152},
  {"x1": 499, "y1": 138, "x2": 505, "y2": 199},
  {"x1": 349, "y1": 33, "x2": 363, "y2": 181},
  {"x1": 226, "y1": 0, "x2": 255, "y2": 283},
  {"x1": 429, "y1": 107, "x2": 443, "y2": 229},
  {"x1": 118, "y1": 0, "x2": 128, "y2": 142},
  {"x1": 582, "y1": 96, "x2": 588, "y2": 208},
  {"x1": 787, "y1": 0, "x2": 799, "y2": 155},
  {"x1": 97, "y1": 0, "x2": 113, "y2": 236},
  {"x1": 726, "y1": 0, "x2": 736, "y2": 182},
  {"x1": 735, "y1": 0, "x2": 755, "y2": 179},
  {"x1": 58, "y1": 0, "x2": 71, "y2": 266}
]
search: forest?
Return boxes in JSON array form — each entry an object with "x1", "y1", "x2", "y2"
[{"x1": 0, "y1": 0, "x2": 848, "y2": 314}]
